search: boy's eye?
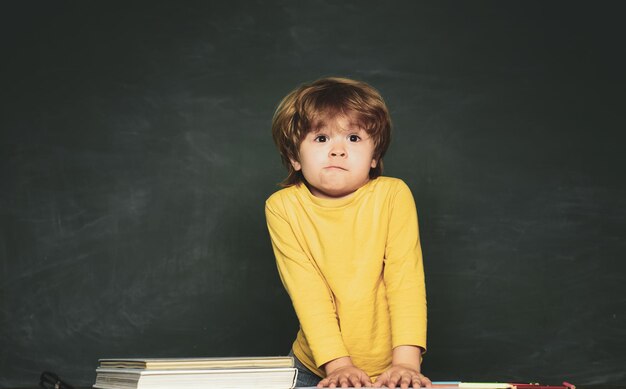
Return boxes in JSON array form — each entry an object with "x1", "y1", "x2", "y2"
[
  {"x1": 348, "y1": 134, "x2": 361, "y2": 142},
  {"x1": 314, "y1": 135, "x2": 328, "y2": 142}
]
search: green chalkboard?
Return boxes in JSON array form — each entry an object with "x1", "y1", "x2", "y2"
[{"x1": 1, "y1": 1, "x2": 624, "y2": 387}]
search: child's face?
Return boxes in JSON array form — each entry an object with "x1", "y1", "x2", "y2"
[{"x1": 291, "y1": 113, "x2": 377, "y2": 199}]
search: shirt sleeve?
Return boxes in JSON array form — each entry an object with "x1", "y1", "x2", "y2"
[
  {"x1": 383, "y1": 181, "x2": 428, "y2": 351},
  {"x1": 265, "y1": 199, "x2": 349, "y2": 367}
]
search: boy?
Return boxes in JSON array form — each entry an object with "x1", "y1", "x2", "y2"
[{"x1": 265, "y1": 77, "x2": 430, "y2": 389}]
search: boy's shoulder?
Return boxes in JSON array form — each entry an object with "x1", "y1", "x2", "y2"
[
  {"x1": 367, "y1": 176, "x2": 411, "y2": 194},
  {"x1": 267, "y1": 184, "x2": 298, "y2": 199},
  {"x1": 265, "y1": 184, "x2": 300, "y2": 210},
  {"x1": 370, "y1": 176, "x2": 406, "y2": 187}
]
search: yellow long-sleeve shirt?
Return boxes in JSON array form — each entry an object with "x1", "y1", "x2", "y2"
[{"x1": 265, "y1": 176, "x2": 427, "y2": 379}]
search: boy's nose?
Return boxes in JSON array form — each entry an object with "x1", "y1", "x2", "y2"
[{"x1": 329, "y1": 140, "x2": 347, "y2": 157}]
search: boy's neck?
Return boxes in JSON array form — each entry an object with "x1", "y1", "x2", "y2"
[{"x1": 304, "y1": 179, "x2": 370, "y2": 200}]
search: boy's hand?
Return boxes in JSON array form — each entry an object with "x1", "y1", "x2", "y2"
[
  {"x1": 318, "y1": 357, "x2": 373, "y2": 388},
  {"x1": 372, "y1": 345, "x2": 431, "y2": 388},
  {"x1": 373, "y1": 364, "x2": 431, "y2": 388}
]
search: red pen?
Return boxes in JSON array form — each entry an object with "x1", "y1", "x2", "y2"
[{"x1": 510, "y1": 383, "x2": 576, "y2": 389}]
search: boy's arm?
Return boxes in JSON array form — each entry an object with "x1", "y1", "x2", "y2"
[
  {"x1": 265, "y1": 202, "x2": 349, "y2": 368},
  {"x1": 383, "y1": 182, "x2": 427, "y2": 355},
  {"x1": 374, "y1": 182, "x2": 429, "y2": 388}
]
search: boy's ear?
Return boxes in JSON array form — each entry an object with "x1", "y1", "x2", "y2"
[
  {"x1": 290, "y1": 159, "x2": 302, "y2": 171},
  {"x1": 370, "y1": 158, "x2": 378, "y2": 168}
]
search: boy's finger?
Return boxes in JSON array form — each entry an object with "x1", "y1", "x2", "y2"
[
  {"x1": 388, "y1": 372, "x2": 402, "y2": 388},
  {"x1": 373, "y1": 372, "x2": 389, "y2": 388},
  {"x1": 420, "y1": 375, "x2": 432, "y2": 387},
  {"x1": 399, "y1": 373, "x2": 411, "y2": 388},
  {"x1": 348, "y1": 374, "x2": 361, "y2": 388}
]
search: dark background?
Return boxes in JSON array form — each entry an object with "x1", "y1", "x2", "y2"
[{"x1": 1, "y1": 1, "x2": 625, "y2": 387}]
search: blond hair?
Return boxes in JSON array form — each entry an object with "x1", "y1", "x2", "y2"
[{"x1": 271, "y1": 77, "x2": 392, "y2": 186}]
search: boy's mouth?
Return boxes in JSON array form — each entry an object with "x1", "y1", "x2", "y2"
[{"x1": 325, "y1": 165, "x2": 347, "y2": 171}]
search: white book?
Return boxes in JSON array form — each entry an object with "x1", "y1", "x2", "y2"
[
  {"x1": 94, "y1": 367, "x2": 298, "y2": 389},
  {"x1": 98, "y1": 356, "x2": 294, "y2": 370}
]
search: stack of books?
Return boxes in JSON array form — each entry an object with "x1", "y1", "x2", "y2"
[{"x1": 93, "y1": 356, "x2": 298, "y2": 389}]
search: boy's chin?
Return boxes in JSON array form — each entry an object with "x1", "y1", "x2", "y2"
[{"x1": 310, "y1": 185, "x2": 359, "y2": 200}]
